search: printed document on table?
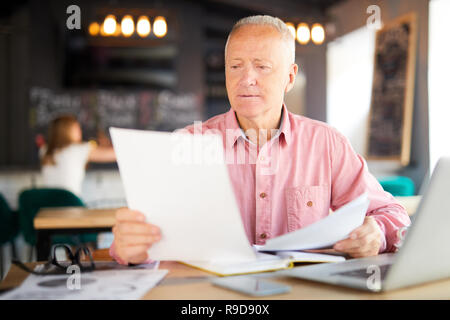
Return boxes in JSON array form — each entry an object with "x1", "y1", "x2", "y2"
[
  {"x1": 0, "y1": 269, "x2": 168, "y2": 300},
  {"x1": 259, "y1": 192, "x2": 370, "y2": 251},
  {"x1": 110, "y1": 128, "x2": 256, "y2": 262}
]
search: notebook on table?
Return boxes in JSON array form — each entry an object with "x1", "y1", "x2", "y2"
[{"x1": 182, "y1": 250, "x2": 346, "y2": 277}]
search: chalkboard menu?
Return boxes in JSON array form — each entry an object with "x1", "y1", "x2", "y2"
[
  {"x1": 29, "y1": 87, "x2": 203, "y2": 142},
  {"x1": 366, "y1": 13, "x2": 417, "y2": 166}
]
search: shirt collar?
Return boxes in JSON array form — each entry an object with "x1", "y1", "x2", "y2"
[{"x1": 225, "y1": 103, "x2": 292, "y2": 147}]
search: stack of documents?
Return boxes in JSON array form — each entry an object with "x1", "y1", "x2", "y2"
[{"x1": 111, "y1": 128, "x2": 370, "y2": 276}]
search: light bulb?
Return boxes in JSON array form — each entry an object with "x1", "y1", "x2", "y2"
[
  {"x1": 103, "y1": 15, "x2": 117, "y2": 35},
  {"x1": 311, "y1": 23, "x2": 325, "y2": 45},
  {"x1": 88, "y1": 22, "x2": 100, "y2": 36},
  {"x1": 137, "y1": 16, "x2": 151, "y2": 37},
  {"x1": 153, "y1": 16, "x2": 167, "y2": 38},
  {"x1": 296, "y1": 23, "x2": 310, "y2": 45},
  {"x1": 121, "y1": 15, "x2": 134, "y2": 37},
  {"x1": 100, "y1": 23, "x2": 107, "y2": 36}
]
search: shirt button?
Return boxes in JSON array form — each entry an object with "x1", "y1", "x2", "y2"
[
  {"x1": 260, "y1": 156, "x2": 265, "y2": 161},
  {"x1": 307, "y1": 201, "x2": 313, "y2": 207},
  {"x1": 260, "y1": 192, "x2": 267, "y2": 199},
  {"x1": 260, "y1": 233, "x2": 267, "y2": 239}
]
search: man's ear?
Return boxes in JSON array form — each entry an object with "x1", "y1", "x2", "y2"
[{"x1": 285, "y1": 63, "x2": 298, "y2": 93}]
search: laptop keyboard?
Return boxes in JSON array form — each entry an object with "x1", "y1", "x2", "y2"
[{"x1": 332, "y1": 264, "x2": 391, "y2": 280}]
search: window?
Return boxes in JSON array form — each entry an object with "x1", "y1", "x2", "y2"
[
  {"x1": 428, "y1": 0, "x2": 450, "y2": 172},
  {"x1": 326, "y1": 26, "x2": 376, "y2": 155}
]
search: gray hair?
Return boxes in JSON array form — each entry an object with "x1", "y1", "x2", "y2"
[{"x1": 224, "y1": 15, "x2": 296, "y2": 64}]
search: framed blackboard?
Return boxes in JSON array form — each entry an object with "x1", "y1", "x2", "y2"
[{"x1": 366, "y1": 13, "x2": 417, "y2": 166}]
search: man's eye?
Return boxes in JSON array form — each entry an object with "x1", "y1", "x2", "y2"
[
  {"x1": 230, "y1": 65, "x2": 240, "y2": 69},
  {"x1": 258, "y1": 66, "x2": 270, "y2": 70}
]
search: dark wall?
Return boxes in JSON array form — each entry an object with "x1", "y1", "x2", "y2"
[
  {"x1": 299, "y1": 45, "x2": 328, "y2": 122},
  {"x1": 175, "y1": 2, "x2": 204, "y2": 97},
  {"x1": 0, "y1": 1, "x2": 71, "y2": 168},
  {"x1": 0, "y1": 5, "x2": 32, "y2": 168},
  {"x1": 0, "y1": 20, "x2": 9, "y2": 165}
]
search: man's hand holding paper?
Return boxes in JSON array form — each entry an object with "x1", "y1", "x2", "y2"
[
  {"x1": 112, "y1": 208, "x2": 161, "y2": 264},
  {"x1": 333, "y1": 216, "x2": 384, "y2": 258}
]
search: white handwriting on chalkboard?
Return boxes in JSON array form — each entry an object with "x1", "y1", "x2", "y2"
[{"x1": 29, "y1": 87, "x2": 203, "y2": 132}]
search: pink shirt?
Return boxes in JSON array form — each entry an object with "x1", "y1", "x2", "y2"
[{"x1": 110, "y1": 104, "x2": 411, "y2": 263}]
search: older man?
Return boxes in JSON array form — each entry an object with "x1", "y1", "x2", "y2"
[{"x1": 110, "y1": 15, "x2": 411, "y2": 265}]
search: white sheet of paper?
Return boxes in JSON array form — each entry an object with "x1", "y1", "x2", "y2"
[
  {"x1": 259, "y1": 192, "x2": 369, "y2": 251},
  {"x1": 0, "y1": 269, "x2": 168, "y2": 300},
  {"x1": 110, "y1": 127, "x2": 256, "y2": 262}
]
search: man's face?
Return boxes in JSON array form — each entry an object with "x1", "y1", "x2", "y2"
[{"x1": 225, "y1": 24, "x2": 297, "y2": 121}]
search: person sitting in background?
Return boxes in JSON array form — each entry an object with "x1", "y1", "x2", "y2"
[{"x1": 40, "y1": 115, "x2": 116, "y2": 197}]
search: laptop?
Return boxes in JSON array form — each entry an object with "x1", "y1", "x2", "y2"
[{"x1": 279, "y1": 157, "x2": 450, "y2": 292}]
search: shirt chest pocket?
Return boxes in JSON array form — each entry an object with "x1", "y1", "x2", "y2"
[{"x1": 285, "y1": 185, "x2": 330, "y2": 232}]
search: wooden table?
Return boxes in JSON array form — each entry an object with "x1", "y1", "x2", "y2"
[
  {"x1": 34, "y1": 207, "x2": 116, "y2": 261},
  {"x1": 1, "y1": 252, "x2": 450, "y2": 299}
]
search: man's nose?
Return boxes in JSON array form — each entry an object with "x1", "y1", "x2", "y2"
[{"x1": 239, "y1": 67, "x2": 257, "y2": 87}]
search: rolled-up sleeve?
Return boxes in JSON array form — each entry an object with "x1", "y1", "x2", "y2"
[{"x1": 329, "y1": 130, "x2": 411, "y2": 253}]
